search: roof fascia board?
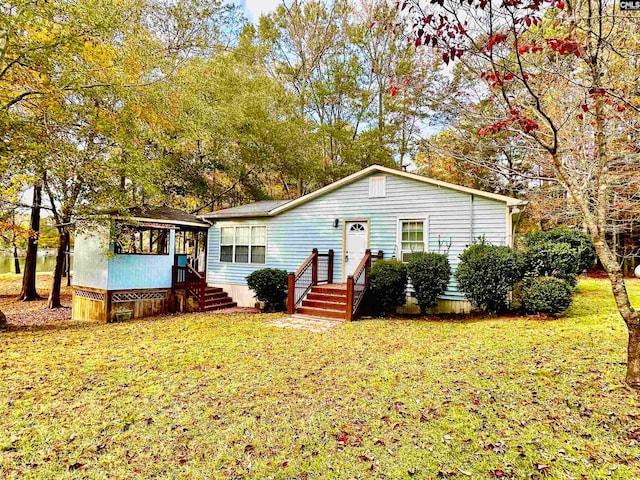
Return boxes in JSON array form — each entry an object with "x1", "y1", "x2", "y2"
[
  {"x1": 114, "y1": 216, "x2": 209, "y2": 228},
  {"x1": 269, "y1": 165, "x2": 525, "y2": 216}
]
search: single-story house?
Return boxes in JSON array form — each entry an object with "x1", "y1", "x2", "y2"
[
  {"x1": 202, "y1": 164, "x2": 525, "y2": 318},
  {"x1": 72, "y1": 165, "x2": 525, "y2": 322}
]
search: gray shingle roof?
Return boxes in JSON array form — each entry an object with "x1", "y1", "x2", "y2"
[
  {"x1": 200, "y1": 200, "x2": 290, "y2": 219},
  {"x1": 101, "y1": 206, "x2": 210, "y2": 227}
]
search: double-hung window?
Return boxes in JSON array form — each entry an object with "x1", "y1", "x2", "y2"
[
  {"x1": 399, "y1": 219, "x2": 425, "y2": 262},
  {"x1": 220, "y1": 226, "x2": 266, "y2": 264}
]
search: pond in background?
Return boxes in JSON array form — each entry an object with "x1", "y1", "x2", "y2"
[{"x1": 0, "y1": 253, "x2": 73, "y2": 275}]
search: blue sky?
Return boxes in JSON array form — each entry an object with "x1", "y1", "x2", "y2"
[{"x1": 239, "y1": 0, "x2": 281, "y2": 22}]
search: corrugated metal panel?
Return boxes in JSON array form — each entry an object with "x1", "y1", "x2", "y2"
[{"x1": 206, "y1": 174, "x2": 508, "y2": 301}]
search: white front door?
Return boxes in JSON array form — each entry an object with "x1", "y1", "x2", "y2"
[{"x1": 344, "y1": 221, "x2": 369, "y2": 279}]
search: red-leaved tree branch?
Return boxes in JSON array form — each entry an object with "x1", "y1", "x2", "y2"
[{"x1": 401, "y1": 0, "x2": 640, "y2": 387}]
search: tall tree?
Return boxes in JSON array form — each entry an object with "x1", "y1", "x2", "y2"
[
  {"x1": 1, "y1": 0, "x2": 238, "y2": 307},
  {"x1": 259, "y1": 0, "x2": 440, "y2": 186},
  {"x1": 18, "y1": 183, "x2": 41, "y2": 301},
  {"x1": 405, "y1": 0, "x2": 640, "y2": 385}
]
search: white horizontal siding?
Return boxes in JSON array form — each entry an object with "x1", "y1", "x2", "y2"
[{"x1": 207, "y1": 173, "x2": 509, "y2": 301}]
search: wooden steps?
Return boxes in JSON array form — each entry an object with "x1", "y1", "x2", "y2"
[
  {"x1": 202, "y1": 286, "x2": 236, "y2": 311},
  {"x1": 297, "y1": 284, "x2": 348, "y2": 320}
]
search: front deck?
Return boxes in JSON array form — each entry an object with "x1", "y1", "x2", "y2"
[{"x1": 287, "y1": 249, "x2": 383, "y2": 321}]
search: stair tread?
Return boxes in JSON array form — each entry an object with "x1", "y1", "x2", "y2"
[
  {"x1": 205, "y1": 297, "x2": 233, "y2": 304},
  {"x1": 297, "y1": 307, "x2": 346, "y2": 319},
  {"x1": 298, "y1": 305, "x2": 346, "y2": 313},
  {"x1": 308, "y1": 292, "x2": 347, "y2": 299},
  {"x1": 307, "y1": 293, "x2": 347, "y2": 303},
  {"x1": 204, "y1": 302, "x2": 237, "y2": 311},
  {"x1": 204, "y1": 291, "x2": 228, "y2": 298},
  {"x1": 302, "y1": 299, "x2": 347, "y2": 310}
]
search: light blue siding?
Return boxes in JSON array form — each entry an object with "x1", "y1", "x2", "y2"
[
  {"x1": 207, "y1": 173, "x2": 509, "y2": 301},
  {"x1": 107, "y1": 230, "x2": 175, "y2": 290},
  {"x1": 472, "y1": 196, "x2": 508, "y2": 245},
  {"x1": 73, "y1": 229, "x2": 109, "y2": 290}
]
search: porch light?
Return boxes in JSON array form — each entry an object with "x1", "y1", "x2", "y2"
[{"x1": 333, "y1": 218, "x2": 339, "y2": 228}]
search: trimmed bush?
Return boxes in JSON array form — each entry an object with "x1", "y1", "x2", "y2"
[
  {"x1": 520, "y1": 276, "x2": 573, "y2": 314},
  {"x1": 455, "y1": 242, "x2": 524, "y2": 313},
  {"x1": 406, "y1": 253, "x2": 451, "y2": 313},
  {"x1": 369, "y1": 260, "x2": 408, "y2": 316},
  {"x1": 524, "y1": 242, "x2": 581, "y2": 286},
  {"x1": 524, "y1": 228, "x2": 596, "y2": 273},
  {"x1": 246, "y1": 268, "x2": 289, "y2": 312}
]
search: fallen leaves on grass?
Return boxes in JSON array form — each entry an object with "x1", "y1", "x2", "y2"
[{"x1": 0, "y1": 279, "x2": 639, "y2": 479}]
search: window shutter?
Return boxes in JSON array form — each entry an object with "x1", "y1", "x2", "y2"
[{"x1": 369, "y1": 176, "x2": 386, "y2": 198}]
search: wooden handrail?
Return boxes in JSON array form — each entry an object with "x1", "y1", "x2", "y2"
[
  {"x1": 288, "y1": 249, "x2": 337, "y2": 314},
  {"x1": 352, "y1": 250, "x2": 372, "y2": 285},
  {"x1": 294, "y1": 250, "x2": 318, "y2": 277},
  {"x1": 345, "y1": 249, "x2": 376, "y2": 321},
  {"x1": 186, "y1": 264, "x2": 206, "y2": 311}
]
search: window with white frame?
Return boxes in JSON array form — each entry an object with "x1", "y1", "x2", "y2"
[
  {"x1": 369, "y1": 175, "x2": 386, "y2": 198},
  {"x1": 219, "y1": 226, "x2": 266, "y2": 264},
  {"x1": 399, "y1": 220, "x2": 425, "y2": 262}
]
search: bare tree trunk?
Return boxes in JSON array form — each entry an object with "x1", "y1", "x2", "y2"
[
  {"x1": 19, "y1": 184, "x2": 42, "y2": 301},
  {"x1": 47, "y1": 226, "x2": 69, "y2": 309}
]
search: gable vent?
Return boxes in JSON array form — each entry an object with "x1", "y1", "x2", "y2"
[{"x1": 369, "y1": 176, "x2": 386, "y2": 198}]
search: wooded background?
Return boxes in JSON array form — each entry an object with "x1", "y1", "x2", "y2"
[{"x1": 1, "y1": 0, "x2": 638, "y2": 314}]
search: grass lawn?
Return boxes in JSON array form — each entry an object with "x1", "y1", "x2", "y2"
[{"x1": 1, "y1": 278, "x2": 640, "y2": 479}]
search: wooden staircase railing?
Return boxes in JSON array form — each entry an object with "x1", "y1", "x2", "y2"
[
  {"x1": 345, "y1": 249, "x2": 383, "y2": 321},
  {"x1": 288, "y1": 249, "x2": 334, "y2": 314},
  {"x1": 185, "y1": 264, "x2": 206, "y2": 311},
  {"x1": 346, "y1": 249, "x2": 371, "y2": 321}
]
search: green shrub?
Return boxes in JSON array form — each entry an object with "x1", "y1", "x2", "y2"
[
  {"x1": 520, "y1": 276, "x2": 573, "y2": 314},
  {"x1": 524, "y1": 228, "x2": 596, "y2": 273},
  {"x1": 406, "y1": 253, "x2": 451, "y2": 313},
  {"x1": 246, "y1": 268, "x2": 289, "y2": 312},
  {"x1": 368, "y1": 260, "x2": 408, "y2": 316},
  {"x1": 455, "y1": 242, "x2": 524, "y2": 313},
  {"x1": 524, "y1": 242, "x2": 581, "y2": 286}
]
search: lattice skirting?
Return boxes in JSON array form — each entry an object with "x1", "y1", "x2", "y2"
[
  {"x1": 74, "y1": 289, "x2": 106, "y2": 302},
  {"x1": 111, "y1": 291, "x2": 168, "y2": 303}
]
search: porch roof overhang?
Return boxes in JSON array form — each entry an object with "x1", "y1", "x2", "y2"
[{"x1": 101, "y1": 206, "x2": 210, "y2": 229}]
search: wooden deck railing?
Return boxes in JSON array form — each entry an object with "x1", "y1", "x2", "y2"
[
  {"x1": 172, "y1": 265, "x2": 187, "y2": 289},
  {"x1": 185, "y1": 264, "x2": 206, "y2": 311},
  {"x1": 287, "y1": 249, "x2": 334, "y2": 314}
]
